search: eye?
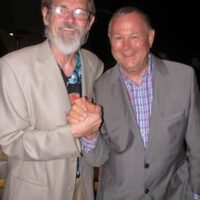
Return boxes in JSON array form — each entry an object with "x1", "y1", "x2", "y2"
[
  {"x1": 74, "y1": 8, "x2": 90, "y2": 20},
  {"x1": 75, "y1": 9, "x2": 86, "y2": 16},
  {"x1": 51, "y1": 5, "x2": 69, "y2": 17},
  {"x1": 113, "y1": 35, "x2": 123, "y2": 40},
  {"x1": 55, "y1": 6, "x2": 65, "y2": 14},
  {"x1": 130, "y1": 34, "x2": 138, "y2": 39}
]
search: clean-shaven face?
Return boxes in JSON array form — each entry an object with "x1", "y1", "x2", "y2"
[{"x1": 109, "y1": 12, "x2": 155, "y2": 78}]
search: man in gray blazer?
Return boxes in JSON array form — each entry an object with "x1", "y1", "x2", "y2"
[
  {"x1": 0, "y1": 0, "x2": 103, "y2": 200},
  {"x1": 68, "y1": 6, "x2": 200, "y2": 200}
]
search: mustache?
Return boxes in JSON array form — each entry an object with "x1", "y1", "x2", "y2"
[{"x1": 57, "y1": 23, "x2": 80, "y2": 31}]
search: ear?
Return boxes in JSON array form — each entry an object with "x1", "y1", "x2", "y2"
[
  {"x1": 148, "y1": 29, "x2": 155, "y2": 48},
  {"x1": 108, "y1": 32, "x2": 111, "y2": 41},
  {"x1": 86, "y1": 15, "x2": 95, "y2": 31},
  {"x1": 42, "y1": 7, "x2": 49, "y2": 26}
]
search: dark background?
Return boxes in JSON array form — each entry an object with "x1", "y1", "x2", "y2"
[{"x1": 0, "y1": 0, "x2": 200, "y2": 71}]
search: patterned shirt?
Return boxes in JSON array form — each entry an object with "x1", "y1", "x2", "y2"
[{"x1": 121, "y1": 54, "x2": 153, "y2": 148}]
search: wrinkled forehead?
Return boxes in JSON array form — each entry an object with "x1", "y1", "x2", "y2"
[
  {"x1": 109, "y1": 12, "x2": 149, "y2": 33},
  {"x1": 42, "y1": 0, "x2": 95, "y2": 13}
]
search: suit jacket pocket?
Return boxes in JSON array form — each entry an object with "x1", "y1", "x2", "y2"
[
  {"x1": 6, "y1": 174, "x2": 48, "y2": 200},
  {"x1": 159, "y1": 111, "x2": 187, "y2": 155},
  {"x1": 164, "y1": 111, "x2": 185, "y2": 122},
  {"x1": 163, "y1": 111, "x2": 186, "y2": 135},
  {"x1": 11, "y1": 160, "x2": 47, "y2": 186}
]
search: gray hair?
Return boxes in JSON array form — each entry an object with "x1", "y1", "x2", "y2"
[
  {"x1": 41, "y1": 0, "x2": 96, "y2": 14},
  {"x1": 108, "y1": 6, "x2": 152, "y2": 33}
]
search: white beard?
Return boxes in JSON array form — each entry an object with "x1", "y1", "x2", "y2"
[{"x1": 46, "y1": 24, "x2": 84, "y2": 54}]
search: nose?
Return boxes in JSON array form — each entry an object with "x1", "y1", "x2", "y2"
[
  {"x1": 123, "y1": 38, "x2": 131, "y2": 49},
  {"x1": 63, "y1": 11, "x2": 76, "y2": 22}
]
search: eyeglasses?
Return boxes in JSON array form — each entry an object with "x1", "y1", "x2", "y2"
[{"x1": 48, "y1": 5, "x2": 92, "y2": 20}]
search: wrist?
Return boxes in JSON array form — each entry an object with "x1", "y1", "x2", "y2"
[
  {"x1": 84, "y1": 132, "x2": 98, "y2": 140},
  {"x1": 70, "y1": 124, "x2": 79, "y2": 138}
]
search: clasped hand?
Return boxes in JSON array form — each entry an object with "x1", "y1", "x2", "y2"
[{"x1": 67, "y1": 97, "x2": 102, "y2": 139}]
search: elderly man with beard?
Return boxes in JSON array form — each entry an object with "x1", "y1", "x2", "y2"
[{"x1": 0, "y1": 0, "x2": 104, "y2": 200}]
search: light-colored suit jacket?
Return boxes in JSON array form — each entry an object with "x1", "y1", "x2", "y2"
[
  {"x1": 84, "y1": 55, "x2": 200, "y2": 200},
  {"x1": 0, "y1": 40, "x2": 104, "y2": 200}
]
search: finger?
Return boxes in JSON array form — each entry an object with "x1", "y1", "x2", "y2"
[
  {"x1": 68, "y1": 105, "x2": 87, "y2": 122},
  {"x1": 75, "y1": 97, "x2": 87, "y2": 111},
  {"x1": 71, "y1": 101, "x2": 88, "y2": 118},
  {"x1": 85, "y1": 101, "x2": 97, "y2": 113},
  {"x1": 95, "y1": 105, "x2": 102, "y2": 113},
  {"x1": 67, "y1": 115, "x2": 79, "y2": 124},
  {"x1": 70, "y1": 110, "x2": 87, "y2": 122}
]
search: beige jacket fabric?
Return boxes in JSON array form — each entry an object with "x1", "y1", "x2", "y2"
[{"x1": 0, "y1": 40, "x2": 104, "y2": 200}]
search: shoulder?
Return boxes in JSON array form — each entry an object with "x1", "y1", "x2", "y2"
[
  {"x1": 79, "y1": 48, "x2": 104, "y2": 77},
  {"x1": 153, "y1": 55, "x2": 195, "y2": 78},
  {"x1": 79, "y1": 48, "x2": 103, "y2": 66},
  {"x1": 95, "y1": 65, "x2": 119, "y2": 87},
  {"x1": 0, "y1": 40, "x2": 51, "y2": 80},
  {"x1": 0, "y1": 41, "x2": 46, "y2": 66},
  {"x1": 164, "y1": 59, "x2": 193, "y2": 73},
  {"x1": 153, "y1": 55, "x2": 198, "y2": 91}
]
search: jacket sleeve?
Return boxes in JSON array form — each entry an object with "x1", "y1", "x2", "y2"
[
  {"x1": 185, "y1": 69, "x2": 200, "y2": 195},
  {"x1": 82, "y1": 128, "x2": 110, "y2": 167},
  {"x1": 82, "y1": 84, "x2": 110, "y2": 167}
]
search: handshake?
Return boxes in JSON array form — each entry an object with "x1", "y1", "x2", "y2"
[{"x1": 67, "y1": 97, "x2": 102, "y2": 140}]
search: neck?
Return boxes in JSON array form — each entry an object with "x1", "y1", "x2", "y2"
[
  {"x1": 126, "y1": 66, "x2": 148, "y2": 85},
  {"x1": 52, "y1": 46, "x2": 77, "y2": 77},
  {"x1": 125, "y1": 57, "x2": 150, "y2": 85}
]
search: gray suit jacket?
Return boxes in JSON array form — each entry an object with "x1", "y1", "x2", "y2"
[
  {"x1": 0, "y1": 40, "x2": 104, "y2": 200},
  {"x1": 85, "y1": 55, "x2": 200, "y2": 200}
]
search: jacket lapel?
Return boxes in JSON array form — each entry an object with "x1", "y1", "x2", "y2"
[
  {"x1": 79, "y1": 50, "x2": 94, "y2": 98},
  {"x1": 37, "y1": 40, "x2": 72, "y2": 111},
  {"x1": 147, "y1": 56, "x2": 170, "y2": 149},
  {"x1": 36, "y1": 40, "x2": 81, "y2": 151},
  {"x1": 111, "y1": 65, "x2": 145, "y2": 148}
]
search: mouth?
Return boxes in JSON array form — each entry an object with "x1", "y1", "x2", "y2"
[
  {"x1": 59, "y1": 23, "x2": 78, "y2": 31},
  {"x1": 123, "y1": 54, "x2": 134, "y2": 58},
  {"x1": 62, "y1": 27, "x2": 76, "y2": 32},
  {"x1": 123, "y1": 51, "x2": 136, "y2": 57}
]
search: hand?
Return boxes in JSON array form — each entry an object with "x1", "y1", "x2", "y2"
[
  {"x1": 67, "y1": 97, "x2": 88, "y2": 124},
  {"x1": 67, "y1": 97, "x2": 102, "y2": 138},
  {"x1": 70, "y1": 108, "x2": 102, "y2": 138}
]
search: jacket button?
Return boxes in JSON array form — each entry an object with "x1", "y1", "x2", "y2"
[
  {"x1": 144, "y1": 163, "x2": 150, "y2": 168},
  {"x1": 145, "y1": 189, "x2": 150, "y2": 194}
]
